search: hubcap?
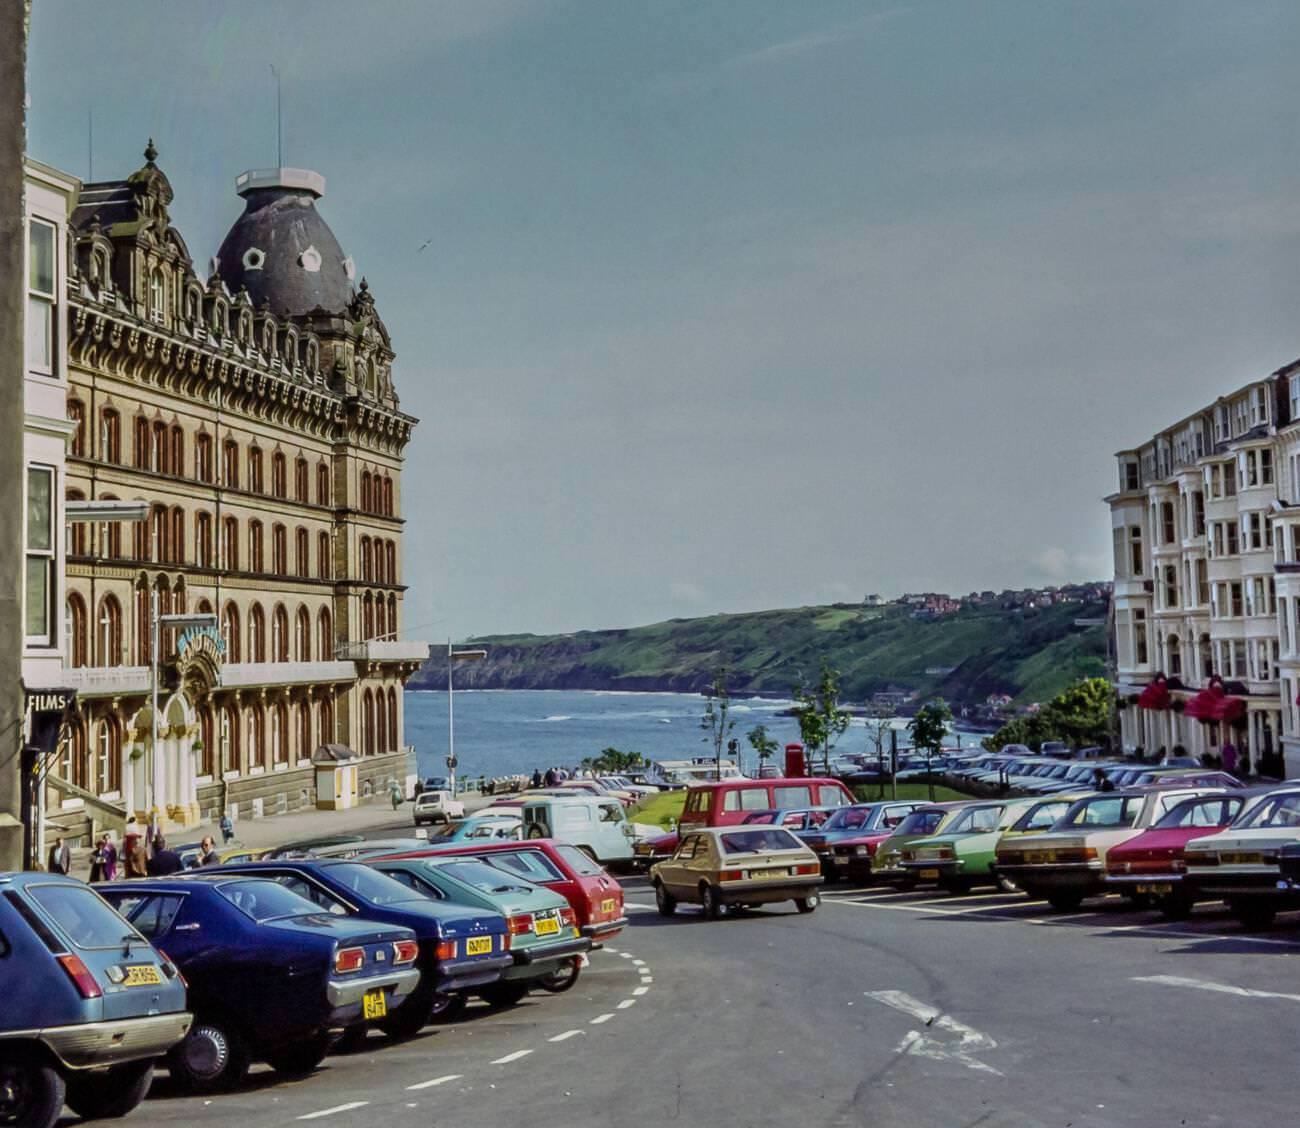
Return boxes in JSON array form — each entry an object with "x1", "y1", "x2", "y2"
[
  {"x1": 183, "y1": 1026, "x2": 229, "y2": 1080},
  {"x1": 0, "y1": 1067, "x2": 30, "y2": 1120}
]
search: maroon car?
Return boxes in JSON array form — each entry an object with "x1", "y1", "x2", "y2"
[{"x1": 1104, "y1": 790, "x2": 1256, "y2": 917}]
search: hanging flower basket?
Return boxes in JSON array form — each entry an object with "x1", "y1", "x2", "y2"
[
  {"x1": 1170, "y1": 699, "x2": 1186, "y2": 713},
  {"x1": 191, "y1": 739, "x2": 205, "y2": 753},
  {"x1": 128, "y1": 744, "x2": 145, "y2": 762}
]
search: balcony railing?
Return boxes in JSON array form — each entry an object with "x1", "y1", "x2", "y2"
[
  {"x1": 335, "y1": 640, "x2": 430, "y2": 662},
  {"x1": 221, "y1": 660, "x2": 358, "y2": 689},
  {"x1": 60, "y1": 666, "x2": 150, "y2": 696}
]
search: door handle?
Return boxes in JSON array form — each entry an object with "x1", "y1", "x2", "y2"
[{"x1": 173, "y1": 923, "x2": 201, "y2": 931}]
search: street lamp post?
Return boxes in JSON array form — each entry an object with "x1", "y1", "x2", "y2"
[
  {"x1": 447, "y1": 639, "x2": 487, "y2": 796},
  {"x1": 150, "y1": 611, "x2": 216, "y2": 833}
]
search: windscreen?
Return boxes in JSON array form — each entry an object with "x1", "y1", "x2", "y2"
[
  {"x1": 1061, "y1": 796, "x2": 1144, "y2": 828},
  {"x1": 434, "y1": 859, "x2": 538, "y2": 894},
  {"x1": 217, "y1": 879, "x2": 323, "y2": 922},
  {"x1": 327, "y1": 862, "x2": 429, "y2": 906},
  {"x1": 824, "y1": 807, "x2": 872, "y2": 831},
  {"x1": 719, "y1": 828, "x2": 802, "y2": 854}
]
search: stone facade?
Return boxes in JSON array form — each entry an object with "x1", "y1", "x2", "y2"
[{"x1": 54, "y1": 145, "x2": 426, "y2": 838}]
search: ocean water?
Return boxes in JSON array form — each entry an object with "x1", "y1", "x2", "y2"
[{"x1": 405, "y1": 689, "x2": 980, "y2": 782}]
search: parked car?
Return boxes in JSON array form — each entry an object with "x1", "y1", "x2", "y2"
[
  {"x1": 413, "y1": 789, "x2": 466, "y2": 826},
  {"x1": 518, "y1": 793, "x2": 654, "y2": 866},
  {"x1": 801, "y1": 801, "x2": 924, "y2": 881},
  {"x1": 650, "y1": 826, "x2": 823, "y2": 918},
  {"x1": 100, "y1": 874, "x2": 419, "y2": 1091},
  {"x1": 898, "y1": 798, "x2": 1038, "y2": 894},
  {"x1": 1105, "y1": 790, "x2": 1258, "y2": 918},
  {"x1": 872, "y1": 802, "x2": 975, "y2": 886},
  {"x1": 366, "y1": 854, "x2": 591, "y2": 1005},
  {"x1": 263, "y1": 833, "x2": 365, "y2": 860},
  {"x1": 1183, "y1": 785, "x2": 1300, "y2": 928},
  {"x1": 310, "y1": 838, "x2": 433, "y2": 859},
  {"x1": 739, "y1": 807, "x2": 837, "y2": 832},
  {"x1": 220, "y1": 859, "x2": 510, "y2": 1032},
  {"x1": 398, "y1": 837, "x2": 627, "y2": 948},
  {"x1": 427, "y1": 813, "x2": 524, "y2": 843},
  {"x1": 0, "y1": 872, "x2": 191, "y2": 1127},
  {"x1": 990, "y1": 794, "x2": 1093, "y2": 880},
  {"x1": 995, "y1": 787, "x2": 1218, "y2": 911}
]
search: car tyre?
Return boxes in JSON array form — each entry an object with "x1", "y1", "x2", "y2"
[
  {"x1": 1046, "y1": 891, "x2": 1084, "y2": 912},
  {"x1": 1158, "y1": 894, "x2": 1194, "y2": 921},
  {"x1": 896, "y1": 875, "x2": 918, "y2": 893},
  {"x1": 480, "y1": 981, "x2": 530, "y2": 1008},
  {"x1": 167, "y1": 1018, "x2": 251, "y2": 1093},
  {"x1": 379, "y1": 989, "x2": 435, "y2": 1039},
  {"x1": 538, "y1": 957, "x2": 582, "y2": 993},
  {"x1": 699, "y1": 882, "x2": 723, "y2": 920},
  {"x1": 1230, "y1": 898, "x2": 1277, "y2": 931},
  {"x1": 64, "y1": 1059, "x2": 154, "y2": 1120},
  {"x1": 333, "y1": 1025, "x2": 370, "y2": 1053},
  {"x1": 428, "y1": 992, "x2": 468, "y2": 1023},
  {"x1": 266, "y1": 1033, "x2": 333, "y2": 1078},
  {"x1": 0, "y1": 1060, "x2": 65, "y2": 1128},
  {"x1": 654, "y1": 880, "x2": 677, "y2": 916},
  {"x1": 942, "y1": 877, "x2": 973, "y2": 897},
  {"x1": 795, "y1": 894, "x2": 820, "y2": 914}
]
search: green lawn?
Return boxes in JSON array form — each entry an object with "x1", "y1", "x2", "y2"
[{"x1": 631, "y1": 780, "x2": 976, "y2": 828}]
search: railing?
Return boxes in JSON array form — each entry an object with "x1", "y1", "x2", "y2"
[
  {"x1": 221, "y1": 660, "x2": 358, "y2": 688},
  {"x1": 335, "y1": 640, "x2": 430, "y2": 662},
  {"x1": 60, "y1": 666, "x2": 150, "y2": 696}
]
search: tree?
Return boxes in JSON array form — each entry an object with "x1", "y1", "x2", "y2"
[
  {"x1": 792, "y1": 659, "x2": 852, "y2": 775},
  {"x1": 908, "y1": 698, "x2": 952, "y2": 801},
  {"x1": 580, "y1": 747, "x2": 645, "y2": 773},
  {"x1": 746, "y1": 723, "x2": 779, "y2": 775},
  {"x1": 700, "y1": 670, "x2": 735, "y2": 779},
  {"x1": 982, "y1": 677, "x2": 1115, "y2": 754},
  {"x1": 864, "y1": 708, "x2": 895, "y2": 798}
]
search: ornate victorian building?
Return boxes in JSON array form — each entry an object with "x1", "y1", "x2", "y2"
[{"x1": 59, "y1": 144, "x2": 426, "y2": 833}]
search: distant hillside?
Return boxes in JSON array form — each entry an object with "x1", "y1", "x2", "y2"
[{"x1": 409, "y1": 599, "x2": 1109, "y2": 708}]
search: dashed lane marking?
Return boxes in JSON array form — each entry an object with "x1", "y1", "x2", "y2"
[
  {"x1": 640, "y1": 976, "x2": 653, "y2": 983},
  {"x1": 491, "y1": 1049, "x2": 534, "y2": 1065},
  {"x1": 298, "y1": 1102, "x2": 371, "y2": 1120},
  {"x1": 617, "y1": 999, "x2": 637, "y2": 1009},
  {"x1": 624, "y1": 902, "x2": 656, "y2": 911},
  {"x1": 590, "y1": 1013, "x2": 615, "y2": 1024},
  {"x1": 406, "y1": 1075, "x2": 462, "y2": 1091},
  {"x1": 619, "y1": 951, "x2": 634, "y2": 958},
  {"x1": 633, "y1": 986, "x2": 649, "y2": 996},
  {"x1": 548, "y1": 1029, "x2": 585, "y2": 1043}
]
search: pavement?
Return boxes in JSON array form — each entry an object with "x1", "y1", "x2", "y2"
[{"x1": 65, "y1": 872, "x2": 1300, "y2": 1128}]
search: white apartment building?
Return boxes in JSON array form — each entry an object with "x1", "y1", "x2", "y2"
[{"x1": 1108, "y1": 363, "x2": 1300, "y2": 778}]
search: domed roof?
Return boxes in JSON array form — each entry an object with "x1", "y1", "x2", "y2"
[{"x1": 213, "y1": 168, "x2": 357, "y2": 318}]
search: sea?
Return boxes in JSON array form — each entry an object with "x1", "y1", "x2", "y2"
[{"x1": 405, "y1": 689, "x2": 983, "y2": 783}]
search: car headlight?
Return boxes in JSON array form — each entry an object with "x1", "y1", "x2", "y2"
[{"x1": 855, "y1": 845, "x2": 869, "y2": 856}]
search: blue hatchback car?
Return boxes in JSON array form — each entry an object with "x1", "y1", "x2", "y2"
[
  {"x1": 226, "y1": 859, "x2": 511, "y2": 1031},
  {"x1": 0, "y1": 872, "x2": 191, "y2": 1128},
  {"x1": 101, "y1": 873, "x2": 420, "y2": 1092}
]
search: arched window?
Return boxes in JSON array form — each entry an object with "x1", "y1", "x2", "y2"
[
  {"x1": 96, "y1": 716, "x2": 121, "y2": 795},
  {"x1": 221, "y1": 703, "x2": 240, "y2": 773},
  {"x1": 195, "y1": 433, "x2": 214, "y2": 482},
  {"x1": 361, "y1": 471, "x2": 372, "y2": 512},
  {"x1": 317, "y1": 607, "x2": 333, "y2": 661},
  {"x1": 222, "y1": 516, "x2": 239, "y2": 571},
  {"x1": 63, "y1": 717, "x2": 88, "y2": 789},
  {"x1": 249, "y1": 447, "x2": 264, "y2": 493},
  {"x1": 249, "y1": 520, "x2": 264, "y2": 573},
  {"x1": 295, "y1": 457, "x2": 309, "y2": 502},
  {"x1": 316, "y1": 463, "x2": 330, "y2": 506},
  {"x1": 67, "y1": 593, "x2": 88, "y2": 667},
  {"x1": 222, "y1": 439, "x2": 239, "y2": 488},
  {"x1": 385, "y1": 541, "x2": 396, "y2": 585},
  {"x1": 373, "y1": 596, "x2": 386, "y2": 641},
  {"x1": 1168, "y1": 634, "x2": 1182, "y2": 678},
  {"x1": 383, "y1": 477, "x2": 393, "y2": 516},
  {"x1": 360, "y1": 537, "x2": 372, "y2": 582},
  {"x1": 249, "y1": 603, "x2": 266, "y2": 663},
  {"x1": 95, "y1": 595, "x2": 121, "y2": 667},
  {"x1": 149, "y1": 268, "x2": 165, "y2": 320},
  {"x1": 134, "y1": 584, "x2": 150, "y2": 666},
  {"x1": 169, "y1": 425, "x2": 184, "y2": 476},
  {"x1": 375, "y1": 690, "x2": 387, "y2": 754},
  {"x1": 296, "y1": 699, "x2": 312, "y2": 763},
  {"x1": 319, "y1": 694, "x2": 334, "y2": 749},
  {"x1": 295, "y1": 527, "x2": 309, "y2": 578},
  {"x1": 273, "y1": 605, "x2": 289, "y2": 662},
  {"x1": 133, "y1": 416, "x2": 150, "y2": 470},
  {"x1": 248, "y1": 705, "x2": 265, "y2": 769},
  {"x1": 68, "y1": 400, "x2": 86, "y2": 457},
  {"x1": 222, "y1": 602, "x2": 241, "y2": 663},
  {"x1": 363, "y1": 592, "x2": 374, "y2": 640},
  {"x1": 387, "y1": 687, "x2": 398, "y2": 752},
  {"x1": 196, "y1": 511, "x2": 213, "y2": 569},
  {"x1": 272, "y1": 452, "x2": 286, "y2": 498},
  {"x1": 272, "y1": 525, "x2": 287, "y2": 575},
  {"x1": 67, "y1": 490, "x2": 87, "y2": 555},
  {"x1": 387, "y1": 593, "x2": 397, "y2": 638},
  {"x1": 363, "y1": 690, "x2": 375, "y2": 756},
  {"x1": 97, "y1": 494, "x2": 123, "y2": 559},
  {"x1": 151, "y1": 421, "x2": 165, "y2": 473},
  {"x1": 271, "y1": 702, "x2": 287, "y2": 767},
  {"x1": 197, "y1": 705, "x2": 215, "y2": 779},
  {"x1": 318, "y1": 531, "x2": 331, "y2": 579},
  {"x1": 169, "y1": 506, "x2": 185, "y2": 564},
  {"x1": 99, "y1": 408, "x2": 120, "y2": 463},
  {"x1": 295, "y1": 606, "x2": 311, "y2": 662}
]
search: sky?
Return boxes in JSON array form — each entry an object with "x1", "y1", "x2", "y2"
[{"x1": 26, "y1": 1, "x2": 1300, "y2": 639}]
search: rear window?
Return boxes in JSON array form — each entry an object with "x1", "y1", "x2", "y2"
[
  {"x1": 825, "y1": 807, "x2": 871, "y2": 831},
  {"x1": 554, "y1": 845, "x2": 604, "y2": 876},
  {"x1": 1062, "y1": 796, "x2": 1144, "y2": 828},
  {"x1": 1013, "y1": 802, "x2": 1070, "y2": 832},
  {"x1": 684, "y1": 790, "x2": 713, "y2": 814},
  {"x1": 817, "y1": 785, "x2": 849, "y2": 808},
  {"x1": 896, "y1": 809, "x2": 946, "y2": 836},
  {"x1": 327, "y1": 863, "x2": 426, "y2": 907},
  {"x1": 1154, "y1": 796, "x2": 1243, "y2": 829},
  {"x1": 109, "y1": 894, "x2": 185, "y2": 937},
  {"x1": 1237, "y1": 793, "x2": 1300, "y2": 829},
  {"x1": 435, "y1": 860, "x2": 536, "y2": 895},
  {"x1": 772, "y1": 785, "x2": 813, "y2": 808},
  {"x1": 27, "y1": 884, "x2": 141, "y2": 950},
  {"x1": 945, "y1": 806, "x2": 1003, "y2": 834},
  {"x1": 217, "y1": 879, "x2": 322, "y2": 922},
  {"x1": 719, "y1": 828, "x2": 803, "y2": 854},
  {"x1": 485, "y1": 850, "x2": 566, "y2": 882}
]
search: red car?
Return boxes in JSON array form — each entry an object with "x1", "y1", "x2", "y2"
[
  {"x1": 374, "y1": 839, "x2": 627, "y2": 948},
  {"x1": 1104, "y1": 791, "x2": 1252, "y2": 917}
]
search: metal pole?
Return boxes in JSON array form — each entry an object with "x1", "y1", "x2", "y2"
[
  {"x1": 447, "y1": 637, "x2": 455, "y2": 797},
  {"x1": 890, "y1": 728, "x2": 898, "y2": 801},
  {"x1": 150, "y1": 588, "x2": 159, "y2": 833}
]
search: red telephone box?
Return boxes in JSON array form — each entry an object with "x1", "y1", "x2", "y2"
[{"x1": 784, "y1": 742, "x2": 806, "y2": 778}]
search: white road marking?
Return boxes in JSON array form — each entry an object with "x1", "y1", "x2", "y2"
[
  {"x1": 633, "y1": 986, "x2": 649, "y2": 996},
  {"x1": 406, "y1": 1075, "x2": 462, "y2": 1091},
  {"x1": 491, "y1": 1049, "x2": 534, "y2": 1065},
  {"x1": 548, "y1": 1029, "x2": 585, "y2": 1042},
  {"x1": 1133, "y1": 974, "x2": 1300, "y2": 1003},
  {"x1": 866, "y1": 990, "x2": 1002, "y2": 1076},
  {"x1": 624, "y1": 902, "x2": 656, "y2": 911},
  {"x1": 619, "y1": 951, "x2": 633, "y2": 958},
  {"x1": 617, "y1": 998, "x2": 637, "y2": 1009},
  {"x1": 604, "y1": 945, "x2": 618, "y2": 951},
  {"x1": 639, "y1": 975, "x2": 654, "y2": 983},
  {"x1": 632, "y1": 958, "x2": 645, "y2": 966},
  {"x1": 298, "y1": 1102, "x2": 371, "y2": 1120},
  {"x1": 590, "y1": 1013, "x2": 615, "y2": 1024}
]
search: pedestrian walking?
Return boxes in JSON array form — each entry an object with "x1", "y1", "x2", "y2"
[
  {"x1": 46, "y1": 835, "x2": 71, "y2": 875},
  {"x1": 197, "y1": 835, "x2": 219, "y2": 867},
  {"x1": 390, "y1": 779, "x2": 404, "y2": 810},
  {"x1": 89, "y1": 833, "x2": 116, "y2": 882},
  {"x1": 146, "y1": 835, "x2": 183, "y2": 876},
  {"x1": 219, "y1": 813, "x2": 234, "y2": 845},
  {"x1": 1222, "y1": 740, "x2": 1238, "y2": 776},
  {"x1": 123, "y1": 818, "x2": 148, "y2": 877}
]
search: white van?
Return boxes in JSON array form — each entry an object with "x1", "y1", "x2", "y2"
[{"x1": 521, "y1": 794, "x2": 645, "y2": 865}]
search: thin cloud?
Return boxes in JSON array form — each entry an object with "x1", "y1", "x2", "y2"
[{"x1": 720, "y1": 7, "x2": 907, "y2": 70}]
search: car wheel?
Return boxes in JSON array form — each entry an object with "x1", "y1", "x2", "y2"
[
  {"x1": 334, "y1": 1025, "x2": 370, "y2": 1053},
  {"x1": 428, "y1": 992, "x2": 468, "y2": 1024},
  {"x1": 266, "y1": 1033, "x2": 333, "y2": 1078},
  {"x1": 1046, "y1": 891, "x2": 1084, "y2": 912},
  {"x1": 480, "y1": 981, "x2": 530, "y2": 1008},
  {"x1": 1158, "y1": 894, "x2": 1194, "y2": 921},
  {"x1": 942, "y1": 877, "x2": 973, "y2": 897},
  {"x1": 654, "y1": 880, "x2": 677, "y2": 916},
  {"x1": 699, "y1": 882, "x2": 723, "y2": 920},
  {"x1": 64, "y1": 1059, "x2": 154, "y2": 1120},
  {"x1": 896, "y1": 875, "x2": 918, "y2": 893},
  {"x1": 1230, "y1": 898, "x2": 1277, "y2": 931},
  {"x1": 0, "y1": 1060, "x2": 65, "y2": 1128},
  {"x1": 379, "y1": 989, "x2": 434, "y2": 1038},
  {"x1": 537, "y1": 957, "x2": 582, "y2": 993},
  {"x1": 795, "y1": 894, "x2": 820, "y2": 914},
  {"x1": 167, "y1": 1018, "x2": 251, "y2": 1093}
]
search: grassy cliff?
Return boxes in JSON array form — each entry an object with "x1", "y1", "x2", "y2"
[{"x1": 410, "y1": 600, "x2": 1108, "y2": 708}]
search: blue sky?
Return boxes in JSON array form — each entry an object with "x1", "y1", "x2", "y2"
[{"x1": 28, "y1": 1, "x2": 1300, "y2": 637}]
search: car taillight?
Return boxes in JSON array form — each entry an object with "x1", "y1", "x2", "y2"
[
  {"x1": 508, "y1": 914, "x2": 533, "y2": 936},
  {"x1": 57, "y1": 953, "x2": 103, "y2": 999},
  {"x1": 937, "y1": 848, "x2": 955, "y2": 861},
  {"x1": 393, "y1": 940, "x2": 420, "y2": 965},
  {"x1": 1108, "y1": 861, "x2": 1130, "y2": 875},
  {"x1": 434, "y1": 939, "x2": 457, "y2": 961},
  {"x1": 559, "y1": 907, "x2": 576, "y2": 927},
  {"x1": 156, "y1": 949, "x2": 187, "y2": 987},
  {"x1": 794, "y1": 863, "x2": 820, "y2": 876},
  {"x1": 1170, "y1": 858, "x2": 1187, "y2": 874},
  {"x1": 1185, "y1": 853, "x2": 1217, "y2": 867},
  {"x1": 718, "y1": 869, "x2": 743, "y2": 882},
  {"x1": 334, "y1": 947, "x2": 365, "y2": 973}
]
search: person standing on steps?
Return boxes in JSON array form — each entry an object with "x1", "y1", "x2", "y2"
[{"x1": 46, "y1": 836, "x2": 70, "y2": 874}]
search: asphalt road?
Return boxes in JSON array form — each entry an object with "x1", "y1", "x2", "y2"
[{"x1": 70, "y1": 879, "x2": 1300, "y2": 1128}]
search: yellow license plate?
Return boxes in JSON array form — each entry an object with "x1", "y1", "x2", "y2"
[
  {"x1": 1222, "y1": 853, "x2": 1260, "y2": 866},
  {"x1": 1137, "y1": 883, "x2": 1172, "y2": 894},
  {"x1": 363, "y1": 990, "x2": 387, "y2": 1020},
  {"x1": 466, "y1": 936, "x2": 493, "y2": 956},
  {"x1": 123, "y1": 964, "x2": 162, "y2": 987},
  {"x1": 601, "y1": 898, "x2": 617, "y2": 915},
  {"x1": 535, "y1": 917, "x2": 561, "y2": 936},
  {"x1": 752, "y1": 868, "x2": 786, "y2": 879},
  {"x1": 919, "y1": 868, "x2": 941, "y2": 880}
]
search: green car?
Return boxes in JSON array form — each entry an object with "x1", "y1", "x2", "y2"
[
  {"x1": 898, "y1": 798, "x2": 1038, "y2": 894},
  {"x1": 369, "y1": 855, "x2": 591, "y2": 1006},
  {"x1": 872, "y1": 802, "x2": 977, "y2": 886}
]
